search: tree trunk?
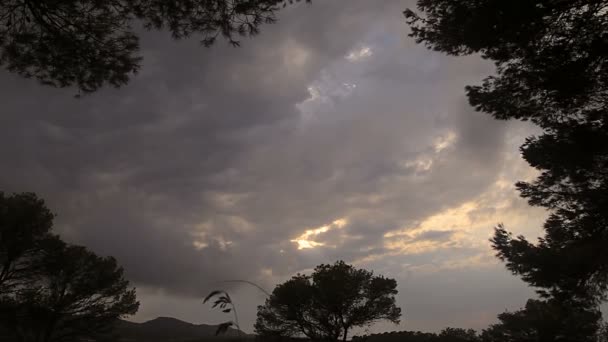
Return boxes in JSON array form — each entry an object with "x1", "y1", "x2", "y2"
[{"x1": 342, "y1": 328, "x2": 348, "y2": 342}]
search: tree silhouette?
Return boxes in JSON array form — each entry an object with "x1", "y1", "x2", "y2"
[
  {"x1": 438, "y1": 328, "x2": 479, "y2": 342},
  {"x1": 0, "y1": 191, "x2": 138, "y2": 342},
  {"x1": 0, "y1": 238, "x2": 139, "y2": 342},
  {"x1": 405, "y1": 0, "x2": 607, "y2": 127},
  {"x1": 255, "y1": 260, "x2": 401, "y2": 341},
  {"x1": 405, "y1": 0, "x2": 608, "y2": 304},
  {"x1": 481, "y1": 299, "x2": 601, "y2": 342},
  {"x1": 0, "y1": 192, "x2": 55, "y2": 293},
  {"x1": 0, "y1": 0, "x2": 308, "y2": 94}
]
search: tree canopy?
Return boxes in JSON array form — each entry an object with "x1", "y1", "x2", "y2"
[
  {"x1": 351, "y1": 328, "x2": 481, "y2": 342},
  {"x1": 0, "y1": 192, "x2": 55, "y2": 292},
  {"x1": 405, "y1": 0, "x2": 608, "y2": 306},
  {"x1": 255, "y1": 260, "x2": 401, "y2": 341},
  {"x1": 405, "y1": 0, "x2": 608, "y2": 127},
  {"x1": 1, "y1": 240, "x2": 139, "y2": 342},
  {"x1": 480, "y1": 299, "x2": 602, "y2": 342},
  {"x1": 0, "y1": 192, "x2": 138, "y2": 342},
  {"x1": 438, "y1": 328, "x2": 479, "y2": 342},
  {"x1": 0, "y1": 0, "x2": 307, "y2": 94}
]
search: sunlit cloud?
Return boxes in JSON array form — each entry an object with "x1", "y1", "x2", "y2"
[
  {"x1": 399, "y1": 131, "x2": 458, "y2": 174},
  {"x1": 192, "y1": 241, "x2": 209, "y2": 250},
  {"x1": 292, "y1": 239, "x2": 325, "y2": 249},
  {"x1": 383, "y1": 196, "x2": 500, "y2": 257},
  {"x1": 291, "y1": 218, "x2": 348, "y2": 250},
  {"x1": 191, "y1": 229, "x2": 234, "y2": 251},
  {"x1": 346, "y1": 46, "x2": 373, "y2": 61},
  {"x1": 433, "y1": 131, "x2": 457, "y2": 153},
  {"x1": 361, "y1": 168, "x2": 549, "y2": 275},
  {"x1": 296, "y1": 72, "x2": 358, "y2": 121},
  {"x1": 402, "y1": 157, "x2": 433, "y2": 173}
]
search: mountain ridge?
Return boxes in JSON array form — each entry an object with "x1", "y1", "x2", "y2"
[{"x1": 115, "y1": 316, "x2": 251, "y2": 341}]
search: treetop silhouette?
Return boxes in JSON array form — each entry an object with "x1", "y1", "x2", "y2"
[{"x1": 0, "y1": 0, "x2": 308, "y2": 94}]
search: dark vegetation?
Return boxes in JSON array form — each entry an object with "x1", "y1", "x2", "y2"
[
  {"x1": 0, "y1": 0, "x2": 308, "y2": 94},
  {"x1": 352, "y1": 328, "x2": 478, "y2": 342},
  {"x1": 204, "y1": 290, "x2": 245, "y2": 336},
  {"x1": 254, "y1": 261, "x2": 401, "y2": 341},
  {"x1": 0, "y1": 192, "x2": 138, "y2": 342},
  {"x1": 354, "y1": 323, "x2": 607, "y2": 342}
]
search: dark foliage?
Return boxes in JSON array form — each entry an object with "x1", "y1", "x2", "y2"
[
  {"x1": 481, "y1": 299, "x2": 602, "y2": 342},
  {"x1": 405, "y1": 0, "x2": 608, "y2": 127},
  {"x1": 0, "y1": 192, "x2": 139, "y2": 342},
  {"x1": 438, "y1": 328, "x2": 479, "y2": 342},
  {"x1": 353, "y1": 331, "x2": 437, "y2": 342},
  {"x1": 352, "y1": 328, "x2": 480, "y2": 342},
  {"x1": 0, "y1": 192, "x2": 55, "y2": 293},
  {"x1": 204, "y1": 290, "x2": 241, "y2": 336},
  {"x1": 491, "y1": 117, "x2": 608, "y2": 304},
  {"x1": 405, "y1": 0, "x2": 608, "y2": 305},
  {"x1": 0, "y1": 0, "x2": 308, "y2": 94},
  {"x1": 255, "y1": 260, "x2": 401, "y2": 342},
  {"x1": 599, "y1": 322, "x2": 608, "y2": 342}
]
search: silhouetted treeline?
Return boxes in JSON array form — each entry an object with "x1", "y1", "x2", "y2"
[
  {"x1": 353, "y1": 331, "x2": 437, "y2": 342},
  {"x1": 255, "y1": 336, "x2": 310, "y2": 342},
  {"x1": 353, "y1": 328, "x2": 478, "y2": 342}
]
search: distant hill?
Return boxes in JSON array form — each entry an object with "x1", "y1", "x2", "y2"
[
  {"x1": 0, "y1": 316, "x2": 250, "y2": 342},
  {"x1": 114, "y1": 317, "x2": 251, "y2": 342}
]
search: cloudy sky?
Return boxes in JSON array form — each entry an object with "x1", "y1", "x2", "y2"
[{"x1": 0, "y1": 0, "x2": 550, "y2": 334}]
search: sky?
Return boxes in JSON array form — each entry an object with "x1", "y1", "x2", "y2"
[{"x1": 0, "y1": 0, "x2": 551, "y2": 334}]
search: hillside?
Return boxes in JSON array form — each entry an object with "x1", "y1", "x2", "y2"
[{"x1": 115, "y1": 317, "x2": 251, "y2": 341}]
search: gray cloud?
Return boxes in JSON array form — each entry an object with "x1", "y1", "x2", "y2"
[{"x1": 0, "y1": 0, "x2": 543, "y2": 333}]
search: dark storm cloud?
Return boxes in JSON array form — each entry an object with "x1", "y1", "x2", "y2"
[
  {"x1": 0, "y1": 0, "x2": 540, "y2": 332},
  {"x1": 0, "y1": 0, "x2": 410, "y2": 293}
]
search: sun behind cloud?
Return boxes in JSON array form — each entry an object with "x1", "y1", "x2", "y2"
[{"x1": 291, "y1": 218, "x2": 348, "y2": 250}]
